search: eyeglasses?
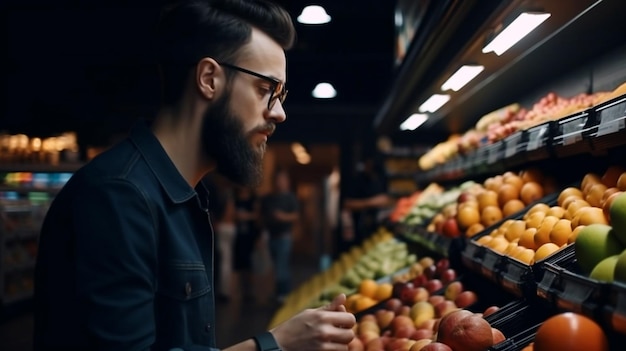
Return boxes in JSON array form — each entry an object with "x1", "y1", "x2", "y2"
[{"x1": 220, "y1": 62, "x2": 288, "y2": 111}]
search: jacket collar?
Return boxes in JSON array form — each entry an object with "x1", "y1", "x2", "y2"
[{"x1": 129, "y1": 121, "x2": 205, "y2": 204}]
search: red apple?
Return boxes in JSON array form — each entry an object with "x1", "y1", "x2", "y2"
[
  {"x1": 412, "y1": 274, "x2": 428, "y2": 288},
  {"x1": 434, "y1": 300, "x2": 459, "y2": 318},
  {"x1": 482, "y1": 305, "x2": 500, "y2": 318},
  {"x1": 385, "y1": 298, "x2": 404, "y2": 314},
  {"x1": 439, "y1": 269, "x2": 457, "y2": 285},
  {"x1": 454, "y1": 290, "x2": 478, "y2": 308},
  {"x1": 425, "y1": 279, "x2": 443, "y2": 294},
  {"x1": 442, "y1": 218, "x2": 461, "y2": 238},
  {"x1": 435, "y1": 258, "x2": 450, "y2": 275},
  {"x1": 457, "y1": 192, "x2": 476, "y2": 204},
  {"x1": 423, "y1": 265, "x2": 437, "y2": 280},
  {"x1": 428, "y1": 295, "x2": 445, "y2": 306},
  {"x1": 376, "y1": 309, "x2": 396, "y2": 329},
  {"x1": 411, "y1": 328, "x2": 434, "y2": 341}
]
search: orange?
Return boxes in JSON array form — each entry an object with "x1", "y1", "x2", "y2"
[
  {"x1": 503, "y1": 199, "x2": 526, "y2": 217},
  {"x1": 518, "y1": 228, "x2": 538, "y2": 250},
  {"x1": 477, "y1": 190, "x2": 499, "y2": 210},
  {"x1": 457, "y1": 206, "x2": 481, "y2": 229},
  {"x1": 585, "y1": 183, "x2": 608, "y2": 207},
  {"x1": 546, "y1": 206, "x2": 565, "y2": 219},
  {"x1": 525, "y1": 211, "x2": 546, "y2": 229},
  {"x1": 524, "y1": 203, "x2": 551, "y2": 220},
  {"x1": 358, "y1": 279, "x2": 378, "y2": 299},
  {"x1": 504, "y1": 219, "x2": 526, "y2": 242},
  {"x1": 618, "y1": 172, "x2": 626, "y2": 191},
  {"x1": 353, "y1": 296, "x2": 378, "y2": 312},
  {"x1": 601, "y1": 165, "x2": 625, "y2": 188},
  {"x1": 534, "y1": 242, "x2": 560, "y2": 262},
  {"x1": 581, "y1": 173, "x2": 602, "y2": 194},
  {"x1": 476, "y1": 235, "x2": 493, "y2": 246},
  {"x1": 568, "y1": 225, "x2": 585, "y2": 244},
  {"x1": 481, "y1": 206, "x2": 503, "y2": 227},
  {"x1": 488, "y1": 236, "x2": 510, "y2": 253},
  {"x1": 466, "y1": 223, "x2": 486, "y2": 238},
  {"x1": 345, "y1": 293, "x2": 362, "y2": 313},
  {"x1": 566, "y1": 199, "x2": 591, "y2": 219},
  {"x1": 561, "y1": 196, "x2": 584, "y2": 213},
  {"x1": 534, "y1": 216, "x2": 560, "y2": 247},
  {"x1": 498, "y1": 183, "x2": 521, "y2": 207},
  {"x1": 576, "y1": 206, "x2": 608, "y2": 226},
  {"x1": 549, "y1": 219, "x2": 572, "y2": 246},
  {"x1": 514, "y1": 248, "x2": 536, "y2": 265},
  {"x1": 374, "y1": 283, "x2": 393, "y2": 301},
  {"x1": 534, "y1": 312, "x2": 608, "y2": 351},
  {"x1": 520, "y1": 182, "x2": 544, "y2": 205},
  {"x1": 504, "y1": 173, "x2": 525, "y2": 189},
  {"x1": 558, "y1": 187, "x2": 584, "y2": 207}
]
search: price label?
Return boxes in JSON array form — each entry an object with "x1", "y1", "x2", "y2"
[
  {"x1": 504, "y1": 133, "x2": 522, "y2": 158},
  {"x1": 527, "y1": 125, "x2": 548, "y2": 151},
  {"x1": 597, "y1": 102, "x2": 626, "y2": 137},
  {"x1": 561, "y1": 116, "x2": 587, "y2": 146}
]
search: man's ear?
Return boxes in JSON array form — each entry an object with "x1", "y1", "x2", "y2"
[{"x1": 196, "y1": 57, "x2": 224, "y2": 100}]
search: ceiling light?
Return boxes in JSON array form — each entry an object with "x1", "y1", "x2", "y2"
[
  {"x1": 400, "y1": 114, "x2": 429, "y2": 131},
  {"x1": 312, "y1": 82, "x2": 337, "y2": 98},
  {"x1": 297, "y1": 5, "x2": 331, "y2": 24},
  {"x1": 441, "y1": 65, "x2": 485, "y2": 91},
  {"x1": 483, "y1": 12, "x2": 551, "y2": 56},
  {"x1": 418, "y1": 94, "x2": 450, "y2": 113}
]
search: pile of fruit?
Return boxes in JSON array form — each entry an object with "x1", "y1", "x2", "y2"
[
  {"x1": 426, "y1": 168, "x2": 554, "y2": 239},
  {"x1": 474, "y1": 166, "x2": 626, "y2": 266}
]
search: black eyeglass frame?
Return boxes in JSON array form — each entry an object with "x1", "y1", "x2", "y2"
[{"x1": 219, "y1": 62, "x2": 287, "y2": 111}]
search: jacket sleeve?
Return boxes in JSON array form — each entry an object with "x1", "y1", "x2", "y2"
[{"x1": 73, "y1": 179, "x2": 220, "y2": 351}]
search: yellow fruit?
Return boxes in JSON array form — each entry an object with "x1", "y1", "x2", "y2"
[
  {"x1": 520, "y1": 182, "x2": 544, "y2": 205},
  {"x1": 374, "y1": 283, "x2": 393, "y2": 301},
  {"x1": 524, "y1": 203, "x2": 551, "y2": 220},
  {"x1": 547, "y1": 206, "x2": 566, "y2": 219},
  {"x1": 558, "y1": 187, "x2": 584, "y2": 207},
  {"x1": 359, "y1": 279, "x2": 378, "y2": 299},
  {"x1": 526, "y1": 211, "x2": 546, "y2": 229},
  {"x1": 489, "y1": 236, "x2": 510, "y2": 253},
  {"x1": 576, "y1": 207, "x2": 609, "y2": 226},
  {"x1": 505, "y1": 220, "x2": 527, "y2": 242},
  {"x1": 503, "y1": 199, "x2": 526, "y2": 217},
  {"x1": 550, "y1": 219, "x2": 573, "y2": 246},
  {"x1": 476, "y1": 235, "x2": 493, "y2": 246},
  {"x1": 457, "y1": 206, "x2": 481, "y2": 229},
  {"x1": 499, "y1": 183, "x2": 521, "y2": 207},
  {"x1": 534, "y1": 243, "x2": 561, "y2": 262},
  {"x1": 466, "y1": 223, "x2": 486, "y2": 238},
  {"x1": 519, "y1": 228, "x2": 538, "y2": 250},
  {"x1": 534, "y1": 216, "x2": 560, "y2": 247},
  {"x1": 481, "y1": 206, "x2": 503, "y2": 227},
  {"x1": 515, "y1": 248, "x2": 536, "y2": 265},
  {"x1": 478, "y1": 190, "x2": 499, "y2": 210}
]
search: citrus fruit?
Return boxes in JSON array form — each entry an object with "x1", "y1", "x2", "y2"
[{"x1": 534, "y1": 312, "x2": 608, "y2": 351}]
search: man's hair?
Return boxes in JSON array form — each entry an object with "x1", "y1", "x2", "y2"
[{"x1": 155, "y1": 0, "x2": 296, "y2": 107}]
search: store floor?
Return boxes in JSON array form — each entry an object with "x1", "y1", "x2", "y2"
[{"x1": 0, "y1": 253, "x2": 320, "y2": 350}]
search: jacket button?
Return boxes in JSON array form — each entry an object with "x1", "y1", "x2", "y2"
[
  {"x1": 204, "y1": 323, "x2": 211, "y2": 332},
  {"x1": 185, "y1": 282, "x2": 192, "y2": 297}
]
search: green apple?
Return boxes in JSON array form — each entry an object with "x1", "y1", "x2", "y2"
[
  {"x1": 613, "y1": 249, "x2": 626, "y2": 284},
  {"x1": 575, "y1": 224, "x2": 624, "y2": 274},
  {"x1": 609, "y1": 192, "x2": 626, "y2": 245},
  {"x1": 590, "y1": 255, "x2": 619, "y2": 282}
]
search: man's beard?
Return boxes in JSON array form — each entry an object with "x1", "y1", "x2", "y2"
[{"x1": 201, "y1": 91, "x2": 266, "y2": 187}]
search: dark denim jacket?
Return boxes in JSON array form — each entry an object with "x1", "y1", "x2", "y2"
[{"x1": 34, "y1": 123, "x2": 219, "y2": 351}]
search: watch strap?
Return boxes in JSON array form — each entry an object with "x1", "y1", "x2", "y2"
[{"x1": 253, "y1": 331, "x2": 282, "y2": 351}]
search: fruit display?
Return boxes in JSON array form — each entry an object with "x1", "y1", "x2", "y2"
[
  {"x1": 418, "y1": 81, "x2": 626, "y2": 171},
  {"x1": 424, "y1": 167, "x2": 554, "y2": 239},
  {"x1": 397, "y1": 181, "x2": 477, "y2": 227}
]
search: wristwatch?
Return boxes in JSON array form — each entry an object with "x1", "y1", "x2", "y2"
[{"x1": 253, "y1": 331, "x2": 282, "y2": 351}]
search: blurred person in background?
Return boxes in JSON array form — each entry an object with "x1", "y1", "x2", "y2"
[
  {"x1": 340, "y1": 156, "x2": 392, "y2": 253},
  {"x1": 260, "y1": 168, "x2": 299, "y2": 303},
  {"x1": 33, "y1": 1, "x2": 355, "y2": 350},
  {"x1": 233, "y1": 186, "x2": 261, "y2": 300}
]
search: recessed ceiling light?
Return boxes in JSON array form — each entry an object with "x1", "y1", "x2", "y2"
[
  {"x1": 297, "y1": 5, "x2": 331, "y2": 25},
  {"x1": 483, "y1": 12, "x2": 551, "y2": 56},
  {"x1": 312, "y1": 82, "x2": 337, "y2": 98},
  {"x1": 441, "y1": 65, "x2": 485, "y2": 91},
  {"x1": 400, "y1": 114, "x2": 429, "y2": 131},
  {"x1": 418, "y1": 94, "x2": 450, "y2": 113}
]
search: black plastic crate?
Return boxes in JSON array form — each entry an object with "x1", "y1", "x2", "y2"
[
  {"x1": 552, "y1": 108, "x2": 596, "y2": 158},
  {"x1": 603, "y1": 281, "x2": 626, "y2": 335},
  {"x1": 589, "y1": 93, "x2": 626, "y2": 152},
  {"x1": 524, "y1": 121, "x2": 555, "y2": 162},
  {"x1": 537, "y1": 253, "x2": 610, "y2": 321},
  {"x1": 502, "y1": 131, "x2": 528, "y2": 169}
]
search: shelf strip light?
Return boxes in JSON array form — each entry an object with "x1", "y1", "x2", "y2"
[
  {"x1": 419, "y1": 94, "x2": 451, "y2": 113},
  {"x1": 483, "y1": 12, "x2": 551, "y2": 56},
  {"x1": 400, "y1": 113, "x2": 429, "y2": 131},
  {"x1": 441, "y1": 65, "x2": 485, "y2": 91}
]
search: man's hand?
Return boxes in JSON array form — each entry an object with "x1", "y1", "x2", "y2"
[{"x1": 270, "y1": 294, "x2": 356, "y2": 351}]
